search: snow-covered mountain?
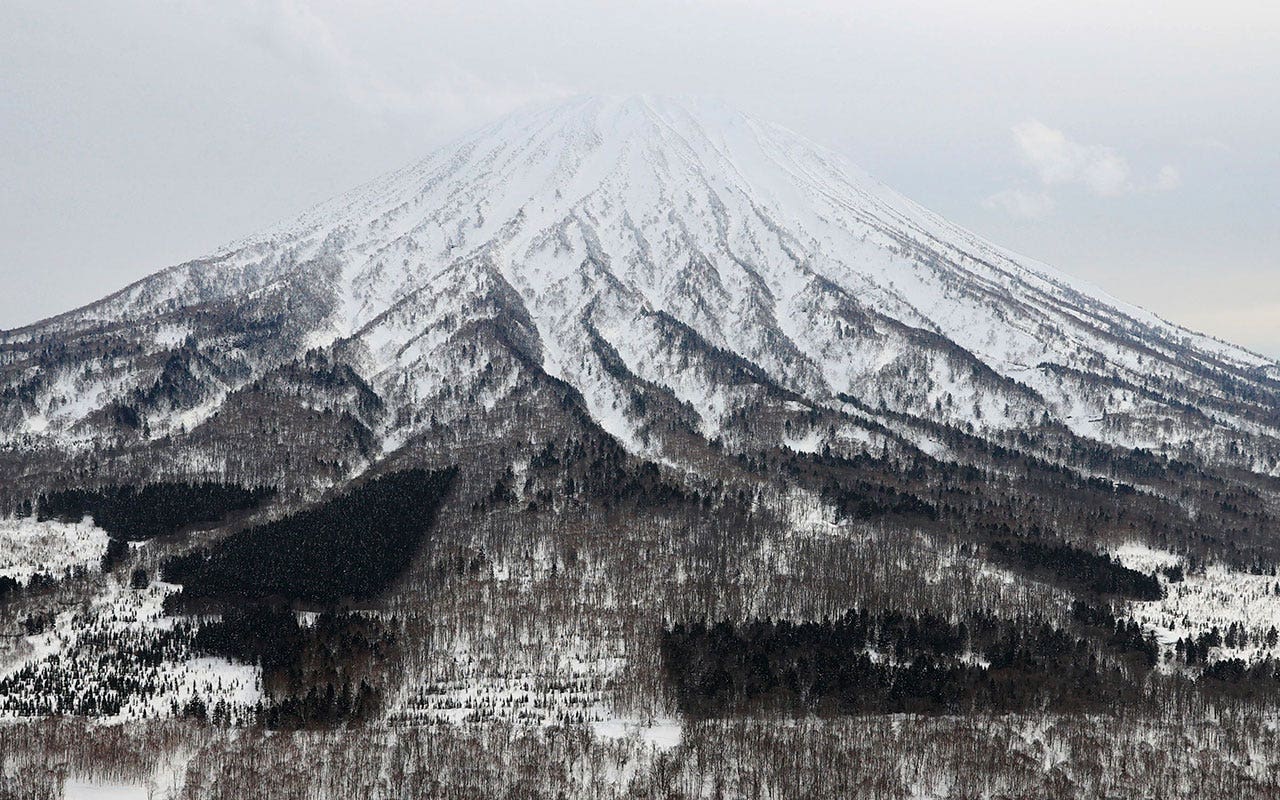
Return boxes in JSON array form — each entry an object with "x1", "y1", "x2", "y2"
[
  {"x1": 3, "y1": 95, "x2": 1279, "y2": 485},
  {"x1": 7, "y1": 98, "x2": 1280, "y2": 795}
]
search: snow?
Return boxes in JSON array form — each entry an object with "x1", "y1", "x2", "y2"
[
  {"x1": 3, "y1": 94, "x2": 1276, "y2": 470},
  {"x1": 1115, "y1": 542, "x2": 1280, "y2": 663},
  {"x1": 153, "y1": 322, "x2": 192, "y2": 348},
  {"x1": 590, "y1": 718, "x2": 683, "y2": 750},
  {"x1": 63, "y1": 780, "x2": 148, "y2": 800},
  {"x1": 0, "y1": 516, "x2": 109, "y2": 584},
  {"x1": 783, "y1": 428, "x2": 824, "y2": 454},
  {"x1": 0, "y1": 577, "x2": 262, "y2": 721}
]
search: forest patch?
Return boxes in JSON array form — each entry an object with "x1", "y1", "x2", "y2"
[
  {"x1": 163, "y1": 467, "x2": 456, "y2": 604},
  {"x1": 35, "y1": 482, "x2": 275, "y2": 541},
  {"x1": 660, "y1": 609, "x2": 1159, "y2": 717}
]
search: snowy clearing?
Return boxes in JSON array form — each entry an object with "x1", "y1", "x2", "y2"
[
  {"x1": 1116, "y1": 542, "x2": 1280, "y2": 663},
  {"x1": 0, "y1": 516, "x2": 109, "y2": 584}
]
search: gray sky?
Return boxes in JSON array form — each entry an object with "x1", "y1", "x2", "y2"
[{"x1": 2, "y1": 1, "x2": 1277, "y2": 357}]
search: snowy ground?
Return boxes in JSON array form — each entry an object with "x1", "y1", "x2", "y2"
[
  {"x1": 63, "y1": 779, "x2": 148, "y2": 800},
  {"x1": 87, "y1": 581, "x2": 262, "y2": 719},
  {"x1": 0, "y1": 575, "x2": 261, "y2": 721},
  {"x1": 0, "y1": 515, "x2": 109, "y2": 584},
  {"x1": 590, "y1": 717, "x2": 682, "y2": 749},
  {"x1": 1115, "y1": 542, "x2": 1280, "y2": 663}
]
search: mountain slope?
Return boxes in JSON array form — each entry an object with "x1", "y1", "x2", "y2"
[{"x1": 2, "y1": 94, "x2": 1278, "y2": 489}]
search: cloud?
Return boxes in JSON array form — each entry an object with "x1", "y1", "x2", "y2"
[
  {"x1": 982, "y1": 188, "x2": 1056, "y2": 220},
  {"x1": 1153, "y1": 165, "x2": 1181, "y2": 191},
  {"x1": 1011, "y1": 120, "x2": 1134, "y2": 196},
  {"x1": 215, "y1": 0, "x2": 567, "y2": 121},
  {"x1": 1195, "y1": 137, "x2": 1233, "y2": 153},
  {"x1": 986, "y1": 121, "x2": 1181, "y2": 217}
]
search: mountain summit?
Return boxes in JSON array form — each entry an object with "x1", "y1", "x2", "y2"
[{"x1": 4, "y1": 95, "x2": 1277, "y2": 482}]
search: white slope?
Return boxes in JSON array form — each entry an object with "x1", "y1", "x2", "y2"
[{"x1": 2, "y1": 95, "x2": 1277, "y2": 469}]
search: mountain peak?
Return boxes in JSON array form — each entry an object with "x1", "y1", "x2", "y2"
[{"x1": 2, "y1": 98, "x2": 1277, "y2": 478}]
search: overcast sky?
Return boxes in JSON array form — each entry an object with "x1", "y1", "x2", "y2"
[{"x1": 2, "y1": 1, "x2": 1277, "y2": 357}]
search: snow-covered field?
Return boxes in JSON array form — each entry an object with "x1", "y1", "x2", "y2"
[
  {"x1": 63, "y1": 780, "x2": 148, "y2": 800},
  {"x1": 83, "y1": 581, "x2": 262, "y2": 719},
  {"x1": 0, "y1": 576, "x2": 261, "y2": 720}
]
